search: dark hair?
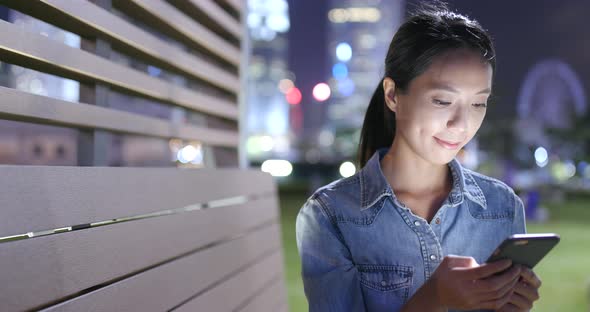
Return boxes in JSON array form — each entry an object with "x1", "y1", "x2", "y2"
[{"x1": 357, "y1": 2, "x2": 496, "y2": 168}]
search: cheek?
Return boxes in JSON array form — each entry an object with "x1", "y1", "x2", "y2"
[
  {"x1": 398, "y1": 107, "x2": 440, "y2": 135},
  {"x1": 417, "y1": 107, "x2": 453, "y2": 132}
]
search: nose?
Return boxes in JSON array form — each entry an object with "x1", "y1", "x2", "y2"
[{"x1": 447, "y1": 105, "x2": 468, "y2": 134}]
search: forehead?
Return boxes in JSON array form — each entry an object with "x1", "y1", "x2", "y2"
[{"x1": 413, "y1": 49, "x2": 493, "y2": 92}]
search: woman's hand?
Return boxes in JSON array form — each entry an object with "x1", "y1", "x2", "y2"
[
  {"x1": 430, "y1": 255, "x2": 522, "y2": 311},
  {"x1": 496, "y1": 266, "x2": 542, "y2": 311}
]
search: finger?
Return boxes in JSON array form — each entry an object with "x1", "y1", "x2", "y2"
[
  {"x1": 495, "y1": 273, "x2": 521, "y2": 299},
  {"x1": 479, "y1": 287, "x2": 514, "y2": 311},
  {"x1": 474, "y1": 265, "x2": 521, "y2": 293},
  {"x1": 520, "y1": 267, "x2": 542, "y2": 289},
  {"x1": 472, "y1": 268, "x2": 520, "y2": 302},
  {"x1": 445, "y1": 255, "x2": 479, "y2": 268},
  {"x1": 461, "y1": 259, "x2": 512, "y2": 280},
  {"x1": 496, "y1": 303, "x2": 520, "y2": 312},
  {"x1": 507, "y1": 292, "x2": 533, "y2": 311},
  {"x1": 514, "y1": 281, "x2": 540, "y2": 302}
]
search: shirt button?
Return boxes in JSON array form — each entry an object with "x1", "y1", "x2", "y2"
[
  {"x1": 381, "y1": 280, "x2": 388, "y2": 286},
  {"x1": 414, "y1": 221, "x2": 420, "y2": 226},
  {"x1": 435, "y1": 218, "x2": 441, "y2": 224},
  {"x1": 430, "y1": 255, "x2": 437, "y2": 261}
]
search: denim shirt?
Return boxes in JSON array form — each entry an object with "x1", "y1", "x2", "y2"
[{"x1": 296, "y1": 148, "x2": 526, "y2": 312}]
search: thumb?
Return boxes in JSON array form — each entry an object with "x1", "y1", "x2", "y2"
[{"x1": 444, "y1": 255, "x2": 479, "y2": 268}]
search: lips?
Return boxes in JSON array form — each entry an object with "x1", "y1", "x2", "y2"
[{"x1": 434, "y1": 137, "x2": 461, "y2": 150}]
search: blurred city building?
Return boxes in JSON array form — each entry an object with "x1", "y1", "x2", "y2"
[
  {"x1": 251, "y1": 0, "x2": 406, "y2": 184},
  {"x1": 322, "y1": 0, "x2": 404, "y2": 164},
  {"x1": 245, "y1": 0, "x2": 293, "y2": 164}
]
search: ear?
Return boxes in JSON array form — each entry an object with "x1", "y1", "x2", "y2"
[{"x1": 383, "y1": 77, "x2": 398, "y2": 113}]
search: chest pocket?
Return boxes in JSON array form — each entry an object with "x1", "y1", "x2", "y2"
[
  {"x1": 357, "y1": 264, "x2": 413, "y2": 291},
  {"x1": 357, "y1": 264, "x2": 414, "y2": 311}
]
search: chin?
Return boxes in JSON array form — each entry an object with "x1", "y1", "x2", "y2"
[{"x1": 425, "y1": 150, "x2": 459, "y2": 165}]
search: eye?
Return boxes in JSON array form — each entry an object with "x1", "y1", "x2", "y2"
[
  {"x1": 472, "y1": 103, "x2": 488, "y2": 108},
  {"x1": 433, "y1": 99, "x2": 451, "y2": 105}
]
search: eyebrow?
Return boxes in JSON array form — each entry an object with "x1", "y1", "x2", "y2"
[{"x1": 430, "y1": 83, "x2": 491, "y2": 95}]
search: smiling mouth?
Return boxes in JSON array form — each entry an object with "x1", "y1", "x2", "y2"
[{"x1": 434, "y1": 137, "x2": 462, "y2": 149}]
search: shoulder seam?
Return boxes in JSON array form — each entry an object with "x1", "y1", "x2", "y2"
[{"x1": 313, "y1": 193, "x2": 347, "y2": 243}]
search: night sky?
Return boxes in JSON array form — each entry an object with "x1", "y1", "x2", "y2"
[
  {"x1": 433, "y1": 0, "x2": 590, "y2": 120},
  {"x1": 288, "y1": 0, "x2": 590, "y2": 125},
  {"x1": 287, "y1": 0, "x2": 329, "y2": 139}
]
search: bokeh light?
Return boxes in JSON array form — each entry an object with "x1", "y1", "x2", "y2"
[
  {"x1": 286, "y1": 87, "x2": 302, "y2": 105},
  {"x1": 332, "y1": 63, "x2": 348, "y2": 80},
  {"x1": 336, "y1": 42, "x2": 352, "y2": 62},
  {"x1": 177, "y1": 145, "x2": 203, "y2": 164},
  {"x1": 339, "y1": 161, "x2": 356, "y2": 178},
  {"x1": 261, "y1": 159, "x2": 293, "y2": 177},
  {"x1": 534, "y1": 146, "x2": 548, "y2": 167},
  {"x1": 259, "y1": 136, "x2": 274, "y2": 152},
  {"x1": 313, "y1": 83, "x2": 331, "y2": 102},
  {"x1": 278, "y1": 79, "x2": 294, "y2": 94},
  {"x1": 337, "y1": 78, "x2": 355, "y2": 96}
]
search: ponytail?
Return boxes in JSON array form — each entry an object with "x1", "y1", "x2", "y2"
[{"x1": 357, "y1": 79, "x2": 396, "y2": 168}]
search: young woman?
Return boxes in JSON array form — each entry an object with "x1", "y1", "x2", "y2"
[{"x1": 296, "y1": 3, "x2": 542, "y2": 312}]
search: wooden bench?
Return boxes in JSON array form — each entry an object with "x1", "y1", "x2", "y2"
[
  {"x1": 0, "y1": 166, "x2": 288, "y2": 311},
  {"x1": 0, "y1": 1, "x2": 288, "y2": 310}
]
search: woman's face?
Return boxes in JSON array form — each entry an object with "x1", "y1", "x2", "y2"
[{"x1": 384, "y1": 49, "x2": 493, "y2": 165}]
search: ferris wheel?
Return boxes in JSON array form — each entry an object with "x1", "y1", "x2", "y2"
[{"x1": 516, "y1": 59, "x2": 587, "y2": 147}]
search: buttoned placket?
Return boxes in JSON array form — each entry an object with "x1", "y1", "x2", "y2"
[{"x1": 394, "y1": 197, "x2": 447, "y2": 280}]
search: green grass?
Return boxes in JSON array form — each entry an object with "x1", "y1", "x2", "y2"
[
  {"x1": 280, "y1": 192, "x2": 308, "y2": 312},
  {"x1": 279, "y1": 192, "x2": 590, "y2": 312},
  {"x1": 527, "y1": 222, "x2": 590, "y2": 312},
  {"x1": 526, "y1": 198, "x2": 590, "y2": 312}
]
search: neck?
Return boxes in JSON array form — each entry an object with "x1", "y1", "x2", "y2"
[{"x1": 380, "y1": 137, "x2": 452, "y2": 197}]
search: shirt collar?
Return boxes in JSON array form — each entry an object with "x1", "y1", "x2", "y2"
[{"x1": 359, "y1": 147, "x2": 487, "y2": 210}]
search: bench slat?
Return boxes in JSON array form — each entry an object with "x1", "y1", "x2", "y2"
[
  {"x1": 124, "y1": 0, "x2": 240, "y2": 66},
  {"x1": 174, "y1": 251, "x2": 284, "y2": 311},
  {"x1": 0, "y1": 20, "x2": 238, "y2": 120},
  {"x1": 0, "y1": 197, "x2": 278, "y2": 312},
  {"x1": 238, "y1": 276, "x2": 289, "y2": 312},
  {"x1": 1, "y1": 0, "x2": 239, "y2": 93},
  {"x1": 0, "y1": 86, "x2": 239, "y2": 147},
  {"x1": 38, "y1": 224, "x2": 282, "y2": 312},
  {"x1": 0, "y1": 166, "x2": 274, "y2": 237}
]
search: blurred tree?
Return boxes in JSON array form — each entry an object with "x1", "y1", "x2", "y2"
[{"x1": 546, "y1": 111, "x2": 590, "y2": 162}]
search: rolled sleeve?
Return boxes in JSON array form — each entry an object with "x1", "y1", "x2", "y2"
[{"x1": 295, "y1": 196, "x2": 366, "y2": 312}]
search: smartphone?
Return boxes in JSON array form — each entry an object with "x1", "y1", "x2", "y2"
[{"x1": 486, "y1": 233, "x2": 560, "y2": 268}]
